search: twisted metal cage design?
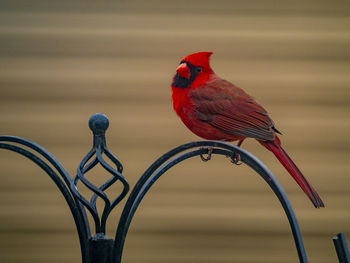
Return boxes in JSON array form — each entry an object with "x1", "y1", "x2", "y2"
[
  {"x1": 0, "y1": 113, "x2": 348, "y2": 263},
  {"x1": 71, "y1": 114, "x2": 129, "y2": 235}
]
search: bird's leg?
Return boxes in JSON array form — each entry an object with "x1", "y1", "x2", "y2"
[
  {"x1": 230, "y1": 139, "x2": 244, "y2": 165},
  {"x1": 200, "y1": 146, "x2": 213, "y2": 162}
]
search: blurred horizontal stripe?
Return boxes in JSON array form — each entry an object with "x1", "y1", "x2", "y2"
[{"x1": 0, "y1": 1, "x2": 349, "y2": 263}]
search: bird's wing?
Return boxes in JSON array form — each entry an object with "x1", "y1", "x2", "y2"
[{"x1": 189, "y1": 77, "x2": 275, "y2": 141}]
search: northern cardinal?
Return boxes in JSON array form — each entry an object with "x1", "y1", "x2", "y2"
[{"x1": 171, "y1": 51, "x2": 324, "y2": 208}]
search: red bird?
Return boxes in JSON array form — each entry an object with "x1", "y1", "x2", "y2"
[{"x1": 171, "y1": 51, "x2": 324, "y2": 208}]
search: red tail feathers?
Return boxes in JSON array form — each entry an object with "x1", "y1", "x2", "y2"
[{"x1": 259, "y1": 136, "x2": 324, "y2": 208}]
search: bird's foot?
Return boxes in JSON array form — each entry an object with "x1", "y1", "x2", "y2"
[
  {"x1": 230, "y1": 152, "x2": 242, "y2": 165},
  {"x1": 200, "y1": 147, "x2": 213, "y2": 162}
]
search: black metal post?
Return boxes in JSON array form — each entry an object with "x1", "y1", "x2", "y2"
[
  {"x1": 333, "y1": 232, "x2": 350, "y2": 263},
  {"x1": 0, "y1": 113, "x2": 313, "y2": 263},
  {"x1": 88, "y1": 234, "x2": 115, "y2": 263}
]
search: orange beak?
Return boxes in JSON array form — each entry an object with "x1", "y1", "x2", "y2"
[{"x1": 176, "y1": 63, "x2": 190, "y2": 79}]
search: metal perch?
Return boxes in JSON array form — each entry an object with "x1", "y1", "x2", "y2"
[{"x1": 0, "y1": 113, "x2": 317, "y2": 263}]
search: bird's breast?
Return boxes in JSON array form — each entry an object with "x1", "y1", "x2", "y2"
[{"x1": 171, "y1": 88, "x2": 242, "y2": 141}]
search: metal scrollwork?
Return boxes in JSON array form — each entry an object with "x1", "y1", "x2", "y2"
[
  {"x1": 1, "y1": 113, "x2": 348, "y2": 263},
  {"x1": 71, "y1": 113, "x2": 129, "y2": 236}
]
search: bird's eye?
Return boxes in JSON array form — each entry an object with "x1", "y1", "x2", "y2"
[{"x1": 196, "y1": 67, "x2": 202, "y2": 73}]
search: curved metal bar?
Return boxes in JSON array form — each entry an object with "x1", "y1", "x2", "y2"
[
  {"x1": 77, "y1": 147, "x2": 111, "y2": 205},
  {"x1": 0, "y1": 136, "x2": 91, "y2": 237},
  {"x1": 71, "y1": 180, "x2": 101, "y2": 234},
  {"x1": 72, "y1": 148, "x2": 102, "y2": 233},
  {"x1": 0, "y1": 136, "x2": 73, "y2": 193},
  {"x1": 114, "y1": 141, "x2": 308, "y2": 263},
  {"x1": 94, "y1": 145, "x2": 129, "y2": 234},
  {"x1": 96, "y1": 149, "x2": 129, "y2": 210},
  {"x1": 104, "y1": 147, "x2": 123, "y2": 173},
  {"x1": 82, "y1": 156, "x2": 99, "y2": 174},
  {"x1": 0, "y1": 141, "x2": 89, "y2": 263}
]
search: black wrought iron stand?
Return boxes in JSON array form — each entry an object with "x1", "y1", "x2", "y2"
[{"x1": 0, "y1": 113, "x2": 349, "y2": 263}]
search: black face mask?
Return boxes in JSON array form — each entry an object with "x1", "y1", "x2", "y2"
[{"x1": 172, "y1": 61, "x2": 202, "y2": 88}]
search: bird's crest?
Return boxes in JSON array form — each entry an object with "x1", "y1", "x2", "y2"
[{"x1": 181, "y1": 52, "x2": 213, "y2": 69}]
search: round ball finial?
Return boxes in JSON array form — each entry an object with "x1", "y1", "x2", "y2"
[{"x1": 89, "y1": 113, "x2": 109, "y2": 134}]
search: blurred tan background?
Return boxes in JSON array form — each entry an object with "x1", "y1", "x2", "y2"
[{"x1": 0, "y1": 0, "x2": 350, "y2": 262}]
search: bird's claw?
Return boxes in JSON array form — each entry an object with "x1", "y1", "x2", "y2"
[
  {"x1": 200, "y1": 147, "x2": 213, "y2": 162},
  {"x1": 230, "y1": 152, "x2": 242, "y2": 165}
]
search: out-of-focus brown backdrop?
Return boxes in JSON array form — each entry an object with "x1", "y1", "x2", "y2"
[{"x1": 0, "y1": 0, "x2": 349, "y2": 262}]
